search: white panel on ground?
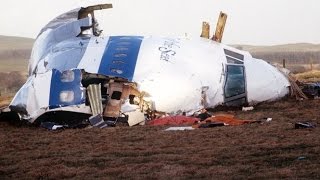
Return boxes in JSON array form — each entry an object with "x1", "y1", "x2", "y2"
[{"x1": 126, "y1": 110, "x2": 145, "y2": 126}]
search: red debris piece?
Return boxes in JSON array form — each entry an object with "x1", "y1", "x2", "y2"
[
  {"x1": 148, "y1": 115, "x2": 200, "y2": 126},
  {"x1": 203, "y1": 115, "x2": 259, "y2": 126}
]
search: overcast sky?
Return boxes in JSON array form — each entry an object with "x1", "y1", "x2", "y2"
[{"x1": 0, "y1": 0, "x2": 319, "y2": 45}]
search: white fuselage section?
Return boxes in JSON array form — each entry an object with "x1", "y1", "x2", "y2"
[{"x1": 10, "y1": 7, "x2": 290, "y2": 122}]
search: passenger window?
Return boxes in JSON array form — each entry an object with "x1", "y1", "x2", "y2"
[{"x1": 224, "y1": 65, "x2": 245, "y2": 98}]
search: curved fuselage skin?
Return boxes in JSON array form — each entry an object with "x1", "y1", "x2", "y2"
[{"x1": 9, "y1": 8, "x2": 290, "y2": 122}]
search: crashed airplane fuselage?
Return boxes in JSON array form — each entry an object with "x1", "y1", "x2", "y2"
[{"x1": 9, "y1": 4, "x2": 290, "y2": 125}]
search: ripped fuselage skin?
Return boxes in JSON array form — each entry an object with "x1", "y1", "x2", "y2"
[{"x1": 9, "y1": 4, "x2": 290, "y2": 125}]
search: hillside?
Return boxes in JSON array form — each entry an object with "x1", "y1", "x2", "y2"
[
  {"x1": 0, "y1": 35, "x2": 34, "y2": 50},
  {"x1": 234, "y1": 43, "x2": 320, "y2": 53},
  {"x1": 233, "y1": 43, "x2": 320, "y2": 65},
  {"x1": 0, "y1": 35, "x2": 34, "y2": 73}
]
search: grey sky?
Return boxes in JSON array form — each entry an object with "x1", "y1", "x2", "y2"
[{"x1": 0, "y1": 0, "x2": 319, "y2": 45}]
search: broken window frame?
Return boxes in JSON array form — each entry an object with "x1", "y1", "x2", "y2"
[
  {"x1": 226, "y1": 56, "x2": 243, "y2": 64},
  {"x1": 223, "y1": 49, "x2": 247, "y2": 106},
  {"x1": 224, "y1": 49, "x2": 244, "y2": 61}
]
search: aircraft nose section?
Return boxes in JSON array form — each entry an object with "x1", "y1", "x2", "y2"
[{"x1": 245, "y1": 58, "x2": 290, "y2": 103}]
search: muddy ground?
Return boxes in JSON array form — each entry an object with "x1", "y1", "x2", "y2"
[{"x1": 0, "y1": 97, "x2": 319, "y2": 179}]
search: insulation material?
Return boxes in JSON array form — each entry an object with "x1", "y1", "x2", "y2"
[
  {"x1": 104, "y1": 83, "x2": 123, "y2": 117},
  {"x1": 87, "y1": 84, "x2": 103, "y2": 115}
]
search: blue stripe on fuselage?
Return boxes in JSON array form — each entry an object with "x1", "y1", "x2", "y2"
[{"x1": 98, "y1": 36, "x2": 143, "y2": 81}]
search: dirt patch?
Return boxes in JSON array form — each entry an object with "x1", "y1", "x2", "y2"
[{"x1": 0, "y1": 98, "x2": 319, "y2": 179}]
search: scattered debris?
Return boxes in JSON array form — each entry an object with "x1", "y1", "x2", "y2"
[
  {"x1": 295, "y1": 122, "x2": 316, "y2": 129},
  {"x1": 148, "y1": 116, "x2": 199, "y2": 126},
  {"x1": 194, "y1": 115, "x2": 260, "y2": 128},
  {"x1": 126, "y1": 109, "x2": 145, "y2": 126},
  {"x1": 198, "y1": 122, "x2": 225, "y2": 128},
  {"x1": 278, "y1": 69, "x2": 309, "y2": 100},
  {"x1": 40, "y1": 122, "x2": 64, "y2": 130},
  {"x1": 242, "y1": 106, "x2": 254, "y2": 111},
  {"x1": 301, "y1": 82, "x2": 320, "y2": 98},
  {"x1": 297, "y1": 156, "x2": 307, "y2": 160},
  {"x1": 258, "y1": 117, "x2": 273, "y2": 125},
  {"x1": 266, "y1": 118, "x2": 272, "y2": 122},
  {"x1": 89, "y1": 114, "x2": 109, "y2": 128},
  {"x1": 0, "y1": 106, "x2": 10, "y2": 113},
  {"x1": 165, "y1": 127, "x2": 194, "y2": 131},
  {"x1": 195, "y1": 110, "x2": 212, "y2": 121}
]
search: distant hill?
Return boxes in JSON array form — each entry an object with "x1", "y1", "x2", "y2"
[
  {"x1": 0, "y1": 35, "x2": 34, "y2": 50},
  {"x1": 0, "y1": 35, "x2": 34, "y2": 61},
  {"x1": 232, "y1": 43, "x2": 320, "y2": 65},
  {"x1": 0, "y1": 35, "x2": 34, "y2": 73},
  {"x1": 233, "y1": 43, "x2": 320, "y2": 53}
]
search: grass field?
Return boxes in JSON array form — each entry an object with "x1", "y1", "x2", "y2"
[
  {"x1": 295, "y1": 70, "x2": 320, "y2": 82},
  {"x1": 0, "y1": 35, "x2": 33, "y2": 74},
  {"x1": 234, "y1": 43, "x2": 320, "y2": 53},
  {"x1": 0, "y1": 35, "x2": 34, "y2": 50},
  {"x1": 0, "y1": 59, "x2": 28, "y2": 73},
  {"x1": 0, "y1": 95, "x2": 13, "y2": 108},
  {"x1": 0, "y1": 98, "x2": 319, "y2": 179}
]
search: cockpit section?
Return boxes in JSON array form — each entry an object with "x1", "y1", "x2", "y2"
[{"x1": 223, "y1": 49, "x2": 247, "y2": 106}]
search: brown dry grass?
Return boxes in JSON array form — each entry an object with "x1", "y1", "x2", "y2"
[
  {"x1": 0, "y1": 96, "x2": 13, "y2": 109},
  {"x1": 0, "y1": 71, "x2": 26, "y2": 97},
  {"x1": 295, "y1": 70, "x2": 320, "y2": 82},
  {"x1": 0, "y1": 98, "x2": 319, "y2": 179},
  {"x1": 0, "y1": 59, "x2": 28, "y2": 73}
]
